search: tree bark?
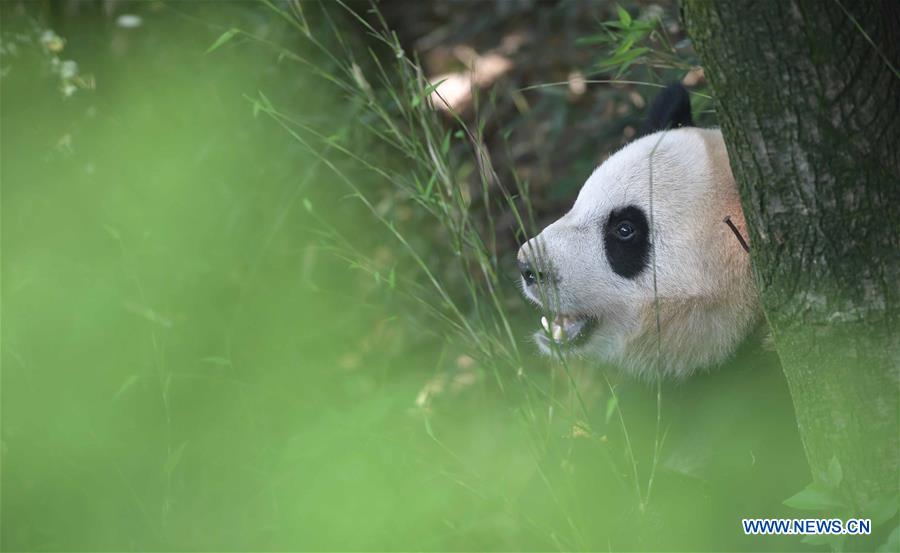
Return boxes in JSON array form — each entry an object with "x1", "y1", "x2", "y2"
[{"x1": 682, "y1": 0, "x2": 899, "y2": 513}]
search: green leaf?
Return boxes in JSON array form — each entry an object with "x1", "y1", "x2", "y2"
[
  {"x1": 423, "y1": 171, "x2": 439, "y2": 201},
  {"x1": 617, "y1": 5, "x2": 632, "y2": 27},
  {"x1": 614, "y1": 35, "x2": 636, "y2": 55},
  {"x1": 412, "y1": 78, "x2": 446, "y2": 108},
  {"x1": 864, "y1": 494, "x2": 899, "y2": 526},
  {"x1": 784, "y1": 485, "x2": 848, "y2": 511},
  {"x1": 876, "y1": 526, "x2": 900, "y2": 553},
  {"x1": 249, "y1": 91, "x2": 271, "y2": 118},
  {"x1": 596, "y1": 47, "x2": 650, "y2": 69},
  {"x1": 576, "y1": 34, "x2": 613, "y2": 45},
  {"x1": 201, "y1": 356, "x2": 232, "y2": 367},
  {"x1": 825, "y1": 455, "x2": 843, "y2": 487},
  {"x1": 605, "y1": 395, "x2": 618, "y2": 423},
  {"x1": 124, "y1": 301, "x2": 172, "y2": 328},
  {"x1": 325, "y1": 130, "x2": 346, "y2": 145},
  {"x1": 113, "y1": 374, "x2": 140, "y2": 400},
  {"x1": 302, "y1": 198, "x2": 313, "y2": 213},
  {"x1": 257, "y1": 90, "x2": 273, "y2": 111},
  {"x1": 205, "y1": 28, "x2": 240, "y2": 55}
]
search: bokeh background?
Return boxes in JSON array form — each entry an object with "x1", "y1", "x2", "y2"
[{"x1": 3, "y1": 1, "x2": 811, "y2": 551}]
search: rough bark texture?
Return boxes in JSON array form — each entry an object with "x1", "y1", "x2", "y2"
[{"x1": 682, "y1": 0, "x2": 899, "y2": 512}]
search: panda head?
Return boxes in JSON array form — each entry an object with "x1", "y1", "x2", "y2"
[{"x1": 517, "y1": 84, "x2": 760, "y2": 379}]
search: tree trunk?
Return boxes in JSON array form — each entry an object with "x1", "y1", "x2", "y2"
[{"x1": 682, "y1": 0, "x2": 899, "y2": 514}]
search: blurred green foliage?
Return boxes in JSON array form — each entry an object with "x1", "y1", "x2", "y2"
[{"x1": 1, "y1": 2, "x2": 822, "y2": 551}]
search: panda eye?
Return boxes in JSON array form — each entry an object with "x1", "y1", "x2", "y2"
[{"x1": 614, "y1": 221, "x2": 636, "y2": 240}]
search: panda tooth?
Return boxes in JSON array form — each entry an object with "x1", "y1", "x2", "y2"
[
  {"x1": 541, "y1": 316, "x2": 550, "y2": 332},
  {"x1": 552, "y1": 324, "x2": 565, "y2": 342}
]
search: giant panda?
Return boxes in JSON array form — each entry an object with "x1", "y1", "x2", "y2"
[
  {"x1": 517, "y1": 83, "x2": 759, "y2": 379},
  {"x1": 514, "y1": 87, "x2": 809, "y2": 547}
]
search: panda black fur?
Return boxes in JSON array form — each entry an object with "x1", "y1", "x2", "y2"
[{"x1": 518, "y1": 83, "x2": 760, "y2": 379}]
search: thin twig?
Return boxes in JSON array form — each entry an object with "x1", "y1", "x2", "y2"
[{"x1": 723, "y1": 216, "x2": 751, "y2": 253}]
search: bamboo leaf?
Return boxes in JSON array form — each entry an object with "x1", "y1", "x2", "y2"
[
  {"x1": 113, "y1": 374, "x2": 140, "y2": 400},
  {"x1": 597, "y1": 47, "x2": 650, "y2": 69},
  {"x1": 825, "y1": 455, "x2": 843, "y2": 487},
  {"x1": 617, "y1": 5, "x2": 632, "y2": 27},
  {"x1": 412, "y1": 78, "x2": 447, "y2": 108},
  {"x1": 784, "y1": 485, "x2": 847, "y2": 511},
  {"x1": 605, "y1": 395, "x2": 618, "y2": 423},
  {"x1": 205, "y1": 28, "x2": 240, "y2": 55}
]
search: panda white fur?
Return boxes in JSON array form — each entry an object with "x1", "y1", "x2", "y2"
[{"x1": 517, "y1": 84, "x2": 759, "y2": 379}]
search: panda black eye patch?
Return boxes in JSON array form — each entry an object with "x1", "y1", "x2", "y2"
[{"x1": 603, "y1": 205, "x2": 650, "y2": 279}]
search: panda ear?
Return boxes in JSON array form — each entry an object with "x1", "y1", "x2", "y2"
[{"x1": 638, "y1": 82, "x2": 693, "y2": 137}]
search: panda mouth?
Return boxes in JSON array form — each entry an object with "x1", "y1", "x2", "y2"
[{"x1": 536, "y1": 314, "x2": 596, "y2": 348}]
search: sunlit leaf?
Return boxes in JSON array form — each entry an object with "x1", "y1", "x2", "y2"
[
  {"x1": 617, "y1": 5, "x2": 632, "y2": 27},
  {"x1": 614, "y1": 35, "x2": 636, "y2": 55}
]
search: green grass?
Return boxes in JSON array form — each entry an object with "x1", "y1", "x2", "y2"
[{"x1": 2, "y1": 3, "x2": 810, "y2": 551}]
